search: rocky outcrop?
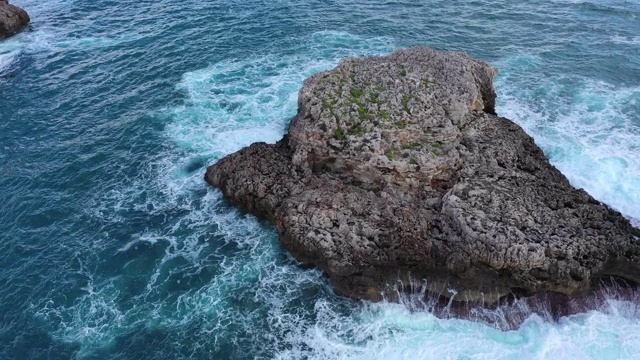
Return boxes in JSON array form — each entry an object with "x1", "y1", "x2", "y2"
[
  {"x1": 206, "y1": 47, "x2": 640, "y2": 304},
  {"x1": 0, "y1": 0, "x2": 29, "y2": 39}
]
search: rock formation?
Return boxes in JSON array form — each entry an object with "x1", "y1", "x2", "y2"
[
  {"x1": 206, "y1": 47, "x2": 640, "y2": 305},
  {"x1": 0, "y1": 0, "x2": 29, "y2": 39}
]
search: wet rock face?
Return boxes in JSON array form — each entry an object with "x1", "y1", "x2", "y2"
[
  {"x1": 0, "y1": 0, "x2": 30, "y2": 40},
  {"x1": 206, "y1": 47, "x2": 640, "y2": 304}
]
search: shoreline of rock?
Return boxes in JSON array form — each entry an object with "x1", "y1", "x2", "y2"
[
  {"x1": 205, "y1": 47, "x2": 640, "y2": 312},
  {"x1": 0, "y1": 0, "x2": 29, "y2": 40}
]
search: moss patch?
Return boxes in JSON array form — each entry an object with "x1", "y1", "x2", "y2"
[
  {"x1": 401, "y1": 94, "x2": 414, "y2": 115},
  {"x1": 401, "y1": 142, "x2": 421, "y2": 150},
  {"x1": 348, "y1": 124, "x2": 366, "y2": 136},
  {"x1": 421, "y1": 79, "x2": 433, "y2": 89},
  {"x1": 350, "y1": 88, "x2": 364, "y2": 98},
  {"x1": 386, "y1": 148, "x2": 397, "y2": 161},
  {"x1": 358, "y1": 105, "x2": 373, "y2": 121}
]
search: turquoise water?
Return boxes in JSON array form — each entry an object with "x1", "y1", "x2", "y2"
[{"x1": 1, "y1": 0, "x2": 639, "y2": 358}]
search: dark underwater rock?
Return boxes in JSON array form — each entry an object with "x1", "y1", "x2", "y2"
[
  {"x1": 0, "y1": 0, "x2": 29, "y2": 40},
  {"x1": 205, "y1": 47, "x2": 640, "y2": 305}
]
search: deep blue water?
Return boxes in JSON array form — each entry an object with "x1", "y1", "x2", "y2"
[{"x1": 1, "y1": 0, "x2": 639, "y2": 358}]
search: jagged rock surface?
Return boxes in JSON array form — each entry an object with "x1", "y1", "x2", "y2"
[
  {"x1": 206, "y1": 47, "x2": 640, "y2": 303},
  {"x1": 0, "y1": 0, "x2": 29, "y2": 40}
]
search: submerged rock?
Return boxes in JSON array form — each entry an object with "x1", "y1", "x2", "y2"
[
  {"x1": 206, "y1": 47, "x2": 640, "y2": 305},
  {"x1": 0, "y1": 0, "x2": 29, "y2": 40}
]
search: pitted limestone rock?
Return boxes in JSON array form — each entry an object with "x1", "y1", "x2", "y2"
[{"x1": 206, "y1": 47, "x2": 640, "y2": 303}]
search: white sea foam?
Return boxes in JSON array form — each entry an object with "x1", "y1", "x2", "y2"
[
  {"x1": 611, "y1": 35, "x2": 640, "y2": 45},
  {"x1": 0, "y1": 50, "x2": 17, "y2": 73},
  {"x1": 272, "y1": 300, "x2": 640, "y2": 360},
  {"x1": 0, "y1": 36, "x2": 23, "y2": 73}
]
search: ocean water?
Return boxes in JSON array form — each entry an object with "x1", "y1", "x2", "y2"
[{"x1": 1, "y1": 0, "x2": 639, "y2": 358}]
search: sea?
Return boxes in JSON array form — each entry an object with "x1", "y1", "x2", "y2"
[{"x1": 1, "y1": 0, "x2": 639, "y2": 358}]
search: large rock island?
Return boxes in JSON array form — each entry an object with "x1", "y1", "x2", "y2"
[
  {"x1": 0, "y1": 0, "x2": 29, "y2": 39},
  {"x1": 206, "y1": 47, "x2": 640, "y2": 307}
]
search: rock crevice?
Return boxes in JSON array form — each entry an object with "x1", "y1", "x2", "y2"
[{"x1": 206, "y1": 47, "x2": 640, "y2": 304}]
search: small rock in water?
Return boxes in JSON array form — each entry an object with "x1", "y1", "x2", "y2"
[{"x1": 0, "y1": 0, "x2": 30, "y2": 40}]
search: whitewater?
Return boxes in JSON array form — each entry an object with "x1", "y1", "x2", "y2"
[{"x1": 0, "y1": 0, "x2": 639, "y2": 358}]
